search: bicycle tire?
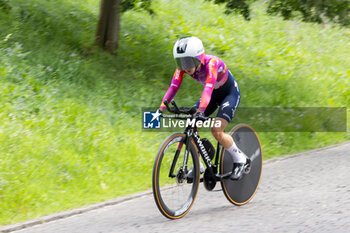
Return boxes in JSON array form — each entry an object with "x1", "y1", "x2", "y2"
[
  {"x1": 152, "y1": 133, "x2": 200, "y2": 219},
  {"x1": 220, "y1": 124, "x2": 263, "y2": 205}
]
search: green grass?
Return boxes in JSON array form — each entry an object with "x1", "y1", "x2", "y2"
[{"x1": 0, "y1": 0, "x2": 349, "y2": 225}]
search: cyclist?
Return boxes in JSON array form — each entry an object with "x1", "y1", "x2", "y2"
[{"x1": 158, "y1": 36, "x2": 247, "y2": 180}]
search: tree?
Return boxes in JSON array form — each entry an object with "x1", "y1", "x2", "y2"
[
  {"x1": 95, "y1": 0, "x2": 121, "y2": 52},
  {"x1": 207, "y1": 0, "x2": 350, "y2": 26},
  {"x1": 95, "y1": 0, "x2": 153, "y2": 53}
]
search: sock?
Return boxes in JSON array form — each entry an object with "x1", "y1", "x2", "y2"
[{"x1": 226, "y1": 142, "x2": 247, "y2": 164}]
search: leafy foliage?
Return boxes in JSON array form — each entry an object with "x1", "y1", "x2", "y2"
[
  {"x1": 0, "y1": 0, "x2": 11, "y2": 13},
  {"x1": 121, "y1": 0, "x2": 154, "y2": 14},
  {"x1": 208, "y1": 0, "x2": 350, "y2": 26},
  {"x1": 267, "y1": 0, "x2": 350, "y2": 26},
  {"x1": 206, "y1": 0, "x2": 252, "y2": 20}
]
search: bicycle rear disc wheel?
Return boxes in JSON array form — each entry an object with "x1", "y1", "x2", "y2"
[
  {"x1": 152, "y1": 133, "x2": 200, "y2": 219},
  {"x1": 220, "y1": 124, "x2": 263, "y2": 205}
]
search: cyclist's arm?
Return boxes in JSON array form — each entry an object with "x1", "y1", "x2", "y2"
[
  {"x1": 198, "y1": 58, "x2": 219, "y2": 112},
  {"x1": 160, "y1": 69, "x2": 184, "y2": 111}
]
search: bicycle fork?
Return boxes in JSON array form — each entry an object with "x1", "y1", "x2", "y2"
[
  {"x1": 168, "y1": 131, "x2": 192, "y2": 179},
  {"x1": 168, "y1": 141, "x2": 184, "y2": 178}
]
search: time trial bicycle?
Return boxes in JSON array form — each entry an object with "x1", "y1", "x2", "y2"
[{"x1": 152, "y1": 100, "x2": 263, "y2": 219}]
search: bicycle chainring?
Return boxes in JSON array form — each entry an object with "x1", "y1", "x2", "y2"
[{"x1": 203, "y1": 168, "x2": 216, "y2": 191}]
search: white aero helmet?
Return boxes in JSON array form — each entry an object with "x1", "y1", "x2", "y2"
[{"x1": 173, "y1": 36, "x2": 205, "y2": 71}]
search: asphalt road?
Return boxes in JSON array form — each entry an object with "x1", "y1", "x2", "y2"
[{"x1": 2, "y1": 142, "x2": 350, "y2": 233}]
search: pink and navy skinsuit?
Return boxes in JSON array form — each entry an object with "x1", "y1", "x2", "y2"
[{"x1": 160, "y1": 55, "x2": 240, "y2": 123}]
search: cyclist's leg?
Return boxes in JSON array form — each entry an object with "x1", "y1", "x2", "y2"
[
  {"x1": 210, "y1": 83, "x2": 247, "y2": 179},
  {"x1": 211, "y1": 73, "x2": 240, "y2": 149},
  {"x1": 211, "y1": 91, "x2": 240, "y2": 151},
  {"x1": 211, "y1": 117, "x2": 232, "y2": 148},
  {"x1": 212, "y1": 123, "x2": 247, "y2": 181}
]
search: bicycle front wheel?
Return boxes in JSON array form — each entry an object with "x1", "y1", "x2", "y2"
[{"x1": 152, "y1": 133, "x2": 200, "y2": 219}]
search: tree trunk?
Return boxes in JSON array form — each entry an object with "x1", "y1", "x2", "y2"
[{"x1": 95, "y1": 0, "x2": 121, "y2": 52}]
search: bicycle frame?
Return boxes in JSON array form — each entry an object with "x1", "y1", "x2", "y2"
[
  {"x1": 162, "y1": 100, "x2": 233, "y2": 181},
  {"x1": 168, "y1": 122, "x2": 220, "y2": 171},
  {"x1": 164, "y1": 118, "x2": 238, "y2": 182},
  {"x1": 186, "y1": 126, "x2": 220, "y2": 173}
]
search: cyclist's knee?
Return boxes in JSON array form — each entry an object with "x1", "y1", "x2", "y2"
[{"x1": 211, "y1": 127, "x2": 224, "y2": 141}]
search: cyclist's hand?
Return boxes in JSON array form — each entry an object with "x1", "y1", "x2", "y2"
[{"x1": 194, "y1": 111, "x2": 207, "y2": 121}]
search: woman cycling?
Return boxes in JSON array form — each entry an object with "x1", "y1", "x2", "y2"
[{"x1": 159, "y1": 36, "x2": 247, "y2": 180}]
